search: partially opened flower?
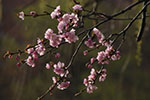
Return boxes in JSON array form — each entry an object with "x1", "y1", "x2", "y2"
[{"x1": 57, "y1": 81, "x2": 70, "y2": 90}]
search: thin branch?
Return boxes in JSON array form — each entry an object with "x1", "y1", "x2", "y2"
[
  {"x1": 66, "y1": 32, "x2": 89, "y2": 69},
  {"x1": 137, "y1": 0, "x2": 148, "y2": 41}
]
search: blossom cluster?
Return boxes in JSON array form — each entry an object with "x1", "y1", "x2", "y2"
[
  {"x1": 15, "y1": 3, "x2": 122, "y2": 95},
  {"x1": 46, "y1": 61, "x2": 70, "y2": 90},
  {"x1": 25, "y1": 38, "x2": 45, "y2": 67},
  {"x1": 83, "y1": 68, "x2": 107, "y2": 93},
  {"x1": 23, "y1": 4, "x2": 83, "y2": 90},
  {"x1": 24, "y1": 4, "x2": 82, "y2": 67},
  {"x1": 83, "y1": 28, "x2": 120, "y2": 93}
]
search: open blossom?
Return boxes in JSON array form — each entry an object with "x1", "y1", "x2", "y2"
[
  {"x1": 53, "y1": 61, "x2": 65, "y2": 76},
  {"x1": 57, "y1": 21, "x2": 67, "y2": 33},
  {"x1": 111, "y1": 51, "x2": 120, "y2": 61},
  {"x1": 49, "y1": 34, "x2": 62, "y2": 48},
  {"x1": 57, "y1": 81, "x2": 70, "y2": 90},
  {"x1": 26, "y1": 56, "x2": 35, "y2": 67},
  {"x1": 93, "y1": 28, "x2": 104, "y2": 43},
  {"x1": 83, "y1": 78, "x2": 88, "y2": 86},
  {"x1": 35, "y1": 38, "x2": 45, "y2": 56},
  {"x1": 27, "y1": 48, "x2": 34, "y2": 54},
  {"x1": 70, "y1": 13, "x2": 79, "y2": 27},
  {"x1": 44, "y1": 28, "x2": 54, "y2": 40},
  {"x1": 18, "y1": 11, "x2": 25, "y2": 20},
  {"x1": 99, "y1": 69, "x2": 107, "y2": 82},
  {"x1": 62, "y1": 29, "x2": 79, "y2": 43},
  {"x1": 83, "y1": 68, "x2": 98, "y2": 93},
  {"x1": 84, "y1": 39, "x2": 96, "y2": 48},
  {"x1": 62, "y1": 13, "x2": 71, "y2": 24},
  {"x1": 72, "y1": 4, "x2": 83, "y2": 11},
  {"x1": 57, "y1": 13, "x2": 79, "y2": 33},
  {"x1": 45, "y1": 28, "x2": 62, "y2": 48},
  {"x1": 32, "y1": 51, "x2": 38, "y2": 60},
  {"x1": 105, "y1": 46, "x2": 113, "y2": 58},
  {"x1": 51, "y1": 5, "x2": 61, "y2": 19},
  {"x1": 88, "y1": 68, "x2": 96, "y2": 81},
  {"x1": 86, "y1": 85, "x2": 98, "y2": 94},
  {"x1": 96, "y1": 51, "x2": 106, "y2": 63}
]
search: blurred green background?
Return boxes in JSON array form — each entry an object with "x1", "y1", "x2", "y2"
[{"x1": 0, "y1": 0, "x2": 150, "y2": 100}]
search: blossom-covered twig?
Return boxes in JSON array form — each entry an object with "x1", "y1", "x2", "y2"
[{"x1": 4, "y1": 0, "x2": 150, "y2": 99}]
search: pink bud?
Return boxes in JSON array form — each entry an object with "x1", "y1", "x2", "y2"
[
  {"x1": 90, "y1": 57, "x2": 95, "y2": 64},
  {"x1": 83, "y1": 50, "x2": 88, "y2": 56},
  {"x1": 45, "y1": 63, "x2": 51, "y2": 69},
  {"x1": 55, "y1": 53, "x2": 60, "y2": 58},
  {"x1": 17, "y1": 62, "x2": 21, "y2": 67}
]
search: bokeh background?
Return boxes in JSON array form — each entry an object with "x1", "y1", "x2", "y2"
[{"x1": 0, "y1": 0, "x2": 150, "y2": 100}]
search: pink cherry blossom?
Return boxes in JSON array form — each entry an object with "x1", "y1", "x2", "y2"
[
  {"x1": 35, "y1": 38, "x2": 45, "y2": 56},
  {"x1": 57, "y1": 21, "x2": 67, "y2": 33},
  {"x1": 86, "y1": 85, "x2": 98, "y2": 94},
  {"x1": 72, "y1": 4, "x2": 83, "y2": 11},
  {"x1": 84, "y1": 39, "x2": 96, "y2": 48},
  {"x1": 18, "y1": 11, "x2": 25, "y2": 20},
  {"x1": 70, "y1": 13, "x2": 79, "y2": 27},
  {"x1": 93, "y1": 28, "x2": 104, "y2": 43},
  {"x1": 44, "y1": 28, "x2": 54, "y2": 40},
  {"x1": 57, "y1": 81, "x2": 70, "y2": 90},
  {"x1": 88, "y1": 68, "x2": 96, "y2": 81},
  {"x1": 53, "y1": 61, "x2": 65, "y2": 76},
  {"x1": 27, "y1": 48, "x2": 34, "y2": 54},
  {"x1": 83, "y1": 78, "x2": 88, "y2": 86},
  {"x1": 105, "y1": 46, "x2": 113, "y2": 57},
  {"x1": 51, "y1": 5, "x2": 61, "y2": 19},
  {"x1": 26, "y1": 56, "x2": 35, "y2": 67},
  {"x1": 32, "y1": 51, "x2": 38, "y2": 60},
  {"x1": 99, "y1": 69, "x2": 107, "y2": 82},
  {"x1": 96, "y1": 51, "x2": 106, "y2": 63},
  {"x1": 62, "y1": 29, "x2": 79, "y2": 43},
  {"x1": 111, "y1": 51, "x2": 120, "y2": 61},
  {"x1": 49, "y1": 34, "x2": 62, "y2": 48},
  {"x1": 44, "y1": 28, "x2": 62, "y2": 47},
  {"x1": 62, "y1": 13, "x2": 71, "y2": 24}
]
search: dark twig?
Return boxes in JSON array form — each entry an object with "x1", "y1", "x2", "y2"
[
  {"x1": 137, "y1": 0, "x2": 148, "y2": 41},
  {"x1": 73, "y1": 0, "x2": 80, "y2": 4},
  {"x1": 36, "y1": 83, "x2": 57, "y2": 100},
  {"x1": 66, "y1": 32, "x2": 89, "y2": 69},
  {"x1": 112, "y1": 1, "x2": 150, "y2": 45}
]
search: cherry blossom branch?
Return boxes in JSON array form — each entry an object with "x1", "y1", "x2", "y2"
[
  {"x1": 4, "y1": 0, "x2": 150, "y2": 99},
  {"x1": 36, "y1": 83, "x2": 56, "y2": 100}
]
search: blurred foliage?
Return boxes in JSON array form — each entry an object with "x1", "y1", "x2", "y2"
[{"x1": 0, "y1": 0, "x2": 150, "y2": 100}]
